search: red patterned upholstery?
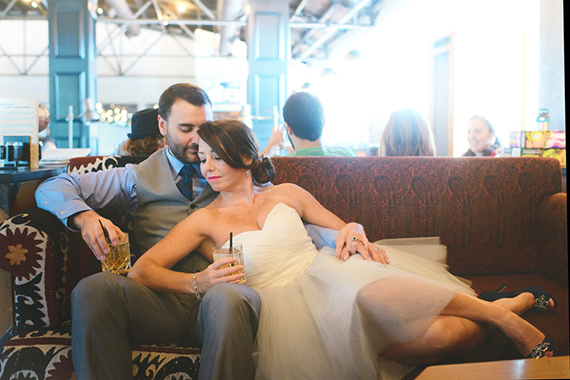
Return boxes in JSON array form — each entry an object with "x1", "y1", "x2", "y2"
[{"x1": 272, "y1": 156, "x2": 566, "y2": 282}]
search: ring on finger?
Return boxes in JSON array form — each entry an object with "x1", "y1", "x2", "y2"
[{"x1": 351, "y1": 236, "x2": 359, "y2": 242}]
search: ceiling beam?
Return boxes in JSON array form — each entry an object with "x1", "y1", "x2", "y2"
[
  {"x1": 290, "y1": 22, "x2": 371, "y2": 29},
  {"x1": 0, "y1": 43, "x2": 23, "y2": 74},
  {"x1": 0, "y1": 0, "x2": 19, "y2": 17},
  {"x1": 0, "y1": 16, "x2": 371, "y2": 30},
  {"x1": 291, "y1": 4, "x2": 337, "y2": 56},
  {"x1": 297, "y1": 0, "x2": 373, "y2": 60},
  {"x1": 25, "y1": 45, "x2": 49, "y2": 74},
  {"x1": 106, "y1": 0, "x2": 141, "y2": 36},
  {"x1": 171, "y1": 33, "x2": 195, "y2": 56},
  {"x1": 166, "y1": 10, "x2": 218, "y2": 56},
  {"x1": 217, "y1": 0, "x2": 242, "y2": 56},
  {"x1": 97, "y1": 0, "x2": 152, "y2": 52},
  {"x1": 99, "y1": 18, "x2": 245, "y2": 26},
  {"x1": 122, "y1": 33, "x2": 163, "y2": 74},
  {"x1": 192, "y1": 0, "x2": 216, "y2": 20},
  {"x1": 290, "y1": 0, "x2": 310, "y2": 21},
  {"x1": 150, "y1": 0, "x2": 166, "y2": 33},
  {"x1": 0, "y1": 15, "x2": 46, "y2": 20}
]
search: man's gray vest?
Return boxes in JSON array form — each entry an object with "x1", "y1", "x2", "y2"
[{"x1": 135, "y1": 148, "x2": 217, "y2": 273}]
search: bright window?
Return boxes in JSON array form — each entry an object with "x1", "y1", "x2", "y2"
[{"x1": 294, "y1": 0, "x2": 540, "y2": 156}]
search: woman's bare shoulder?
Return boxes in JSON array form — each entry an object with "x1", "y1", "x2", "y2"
[
  {"x1": 266, "y1": 182, "x2": 303, "y2": 193},
  {"x1": 271, "y1": 183, "x2": 315, "y2": 201},
  {"x1": 256, "y1": 183, "x2": 307, "y2": 212}
]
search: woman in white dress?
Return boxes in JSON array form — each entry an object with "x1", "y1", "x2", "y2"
[{"x1": 129, "y1": 119, "x2": 557, "y2": 380}]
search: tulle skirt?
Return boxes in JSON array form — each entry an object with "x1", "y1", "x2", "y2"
[{"x1": 252, "y1": 245, "x2": 476, "y2": 380}]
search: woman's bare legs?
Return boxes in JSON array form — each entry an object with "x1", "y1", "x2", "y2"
[
  {"x1": 438, "y1": 292, "x2": 551, "y2": 357},
  {"x1": 381, "y1": 316, "x2": 491, "y2": 364},
  {"x1": 356, "y1": 279, "x2": 553, "y2": 365}
]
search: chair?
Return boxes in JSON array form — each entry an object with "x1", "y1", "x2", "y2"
[{"x1": 0, "y1": 155, "x2": 201, "y2": 380}]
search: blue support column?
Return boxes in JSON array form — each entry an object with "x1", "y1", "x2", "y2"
[
  {"x1": 246, "y1": 0, "x2": 289, "y2": 148},
  {"x1": 48, "y1": 0, "x2": 97, "y2": 148}
]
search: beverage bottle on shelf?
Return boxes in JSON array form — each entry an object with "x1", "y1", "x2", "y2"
[{"x1": 536, "y1": 109, "x2": 549, "y2": 131}]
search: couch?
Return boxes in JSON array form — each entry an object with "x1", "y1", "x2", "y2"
[{"x1": 0, "y1": 155, "x2": 567, "y2": 379}]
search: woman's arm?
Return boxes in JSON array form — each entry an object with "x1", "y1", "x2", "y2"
[
  {"x1": 128, "y1": 210, "x2": 244, "y2": 295},
  {"x1": 279, "y1": 184, "x2": 389, "y2": 264}
]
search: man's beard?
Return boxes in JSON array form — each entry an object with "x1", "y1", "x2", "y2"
[{"x1": 168, "y1": 139, "x2": 200, "y2": 164}]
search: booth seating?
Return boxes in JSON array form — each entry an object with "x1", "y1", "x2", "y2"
[{"x1": 0, "y1": 155, "x2": 567, "y2": 379}]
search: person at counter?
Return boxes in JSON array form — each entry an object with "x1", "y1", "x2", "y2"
[
  {"x1": 38, "y1": 104, "x2": 57, "y2": 152},
  {"x1": 261, "y1": 91, "x2": 357, "y2": 157},
  {"x1": 119, "y1": 107, "x2": 166, "y2": 156},
  {"x1": 378, "y1": 108, "x2": 436, "y2": 157},
  {"x1": 463, "y1": 115, "x2": 501, "y2": 157}
]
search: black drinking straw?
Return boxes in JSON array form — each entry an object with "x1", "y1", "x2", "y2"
[
  {"x1": 229, "y1": 232, "x2": 233, "y2": 253},
  {"x1": 98, "y1": 220, "x2": 110, "y2": 243}
]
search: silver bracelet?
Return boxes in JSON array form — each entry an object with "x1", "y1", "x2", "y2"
[{"x1": 193, "y1": 272, "x2": 202, "y2": 300}]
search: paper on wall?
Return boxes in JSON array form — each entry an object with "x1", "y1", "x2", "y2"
[{"x1": 0, "y1": 98, "x2": 39, "y2": 169}]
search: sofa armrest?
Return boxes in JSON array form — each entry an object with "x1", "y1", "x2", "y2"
[
  {"x1": 538, "y1": 193, "x2": 568, "y2": 285},
  {"x1": 0, "y1": 207, "x2": 99, "y2": 328}
]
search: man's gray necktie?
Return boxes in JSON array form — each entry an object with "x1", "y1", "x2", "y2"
[{"x1": 176, "y1": 164, "x2": 195, "y2": 200}]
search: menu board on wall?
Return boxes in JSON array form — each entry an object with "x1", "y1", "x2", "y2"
[{"x1": 0, "y1": 98, "x2": 39, "y2": 168}]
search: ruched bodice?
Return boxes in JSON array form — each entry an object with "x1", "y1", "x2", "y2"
[{"x1": 223, "y1": 203, "x2": 318, "y2": 289}]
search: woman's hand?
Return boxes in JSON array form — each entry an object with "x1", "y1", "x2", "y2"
[
  {"x1": 335, "y1": 223, "x2": 390, "y2": 265},
  {"x1": 364, "y1": 244, "x2": 389, "y2": 265},
  {"x1": 195, "y1": 257, "x2": 245, "y2": 295}
]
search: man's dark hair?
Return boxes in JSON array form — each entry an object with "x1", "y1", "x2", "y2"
[
  {"x1": 282, "y1": 91, "x2": 325, "y2": 141},
  {"x1": 158, "y1": 83, "x2": 212, "y2": 120}
]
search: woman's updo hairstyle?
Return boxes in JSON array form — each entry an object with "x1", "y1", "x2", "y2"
[
  {"x1": 249, "y1": 155, "x2": 274, "y2": 184},
  {"x1": 197, "y1": 119, "x2": 275, "y2": 185}
]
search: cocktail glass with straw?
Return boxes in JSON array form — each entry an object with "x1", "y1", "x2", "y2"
[{"x1": 212, "y1": 232, "x2": 246, "y2": 284}]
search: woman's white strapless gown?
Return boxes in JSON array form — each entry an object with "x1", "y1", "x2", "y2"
[{"x1": 227, "y1": 203, "x2": 476, "y2": 380}]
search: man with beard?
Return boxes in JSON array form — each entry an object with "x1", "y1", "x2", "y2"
[{"x1": 35, "y1": 83, "x2": 261, "y2": 380}]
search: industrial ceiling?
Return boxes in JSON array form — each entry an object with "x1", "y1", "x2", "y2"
[{"x1": 0, "y1": 0, "x2": 383, "y2": 60}]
